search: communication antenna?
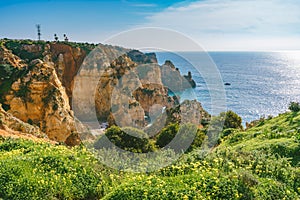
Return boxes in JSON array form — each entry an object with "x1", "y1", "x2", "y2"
[{"x1": 36, "y1": 24, "x2": 41, "y2": 41}]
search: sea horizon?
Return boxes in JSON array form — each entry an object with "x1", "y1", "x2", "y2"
[{"x1": 156, "y1": 51, "x2": 300, "y2": 124}]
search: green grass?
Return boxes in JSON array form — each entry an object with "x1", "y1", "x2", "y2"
[
  {"x1": 221, "y1": 111, "x2": 300, "y2": 166},
  {"x1": 0, "y1": 138, "x2": 116, "y2": 200},
  {"x1": 1, "y1": 39, "x2": 96, "y2": 61},
  {"x1": 104, "y1": 111, "x2": 300, "y2": 199},
  {"x1": 0, "y1": 111, "x2": 299, "y2": 199}
]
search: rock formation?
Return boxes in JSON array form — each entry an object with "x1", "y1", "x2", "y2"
[
  {"x1": 127, "y1": 50, "x2": 157, "y2": 64},
  {"x1": 0, "y1": 39, "x2": 204, "y2": 145},
  {"x1": 4, "y1": 58, "x2": 78, "y2": 143},
  {"x1": 161, "y1": 60, "x2": 196, "y2": 92},
  {"x1": 94, "y1": 53, "x2": 176, "y2": 127},
  {"x1": 183, "y1": 71, "x2": 196, "y2": 88},
  {"x1": 48, "y1": 43, "x2": 89, "y2": 104},
  {"x1": 0, "y1": 103, "x2": 45, "y2": 138},
  {"x1": 166, "y1": 99, "x2": 210, "y2": 127},
  {"x1": 0, "y1": 42, "x2": 80, "y2": 145}
]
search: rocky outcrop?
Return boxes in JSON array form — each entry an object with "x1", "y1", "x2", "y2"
[
  {"x1": 73, "y1": 46, "x2": 178, "y2": 128},
  {"x1": 0, "y1": 103, "x2": 45, "y2": 138},
  {"x1": 183, "y1": 71, "x2": 196, "y2": 88},
  {"x1": 95, "y1": 53, "x2": 173, "y2": 127},
  {"x1": 2, "y1": 41, "x2": 96, "y2": 106},
  {"x1": 127, "y1": 50, "x2": 157, "y2": 64},
  {"x1": 0, "y1": 43, "x2": 80, "y2": 145},
  {"x1": 180, "y1": 100, "x2": 210, "y2": 125},
  {"x1": 0, "y1": 103, "x2": 56, "y2": 143},
  {"x1": 133, "y1": 84, "x2": 176, "y2": 116},
  {"x1": 166, "y1": 100, "x2": 210, "y2": 127},
  {"x1": 95, "y1": 54, "x2": 144, "y2": 126},
  {"x1": 0, "y1": 39, "x2": 203, "y2": 145},
  {"x1": 49, "y1": 43, "x2": 89, "y2": 104},
  {"x1": 88, "y1": 52, "x2": 177, "y2": 127},
  {"x1": 143, "y1": 99, "x2": 209, "y2": 137},
  {"x1": 161, "y1": 60, "x2": 196, "y2": 92},
  {"x1": 72, "y1": 44, "x2": 129, "y2": 122},
  {"x1": 0, "y1": 44, "x2": 26, "y2": 68},
  {"x1": 3, "y1": 59, "x2": 79, "y2": 144}
]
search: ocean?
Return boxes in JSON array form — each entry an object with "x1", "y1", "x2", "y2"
[{"x1": 156, "y1": 51, "x2": 300, "y2": 124}]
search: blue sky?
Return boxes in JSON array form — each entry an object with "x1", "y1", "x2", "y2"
[{"x1": 1, "y1": 0, "x2": 300, "y2": 51}]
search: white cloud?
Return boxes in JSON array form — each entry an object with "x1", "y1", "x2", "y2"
[{"x1": 140, "y1": 0, "x2": 300, "y2": 51}]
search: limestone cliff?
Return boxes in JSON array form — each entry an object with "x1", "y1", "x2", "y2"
[
  {"x1": 72, "y1": 44, "x2": 129, "y2": 122},
  {"x1": 142, "y1": 99, "x2": 209, "y2": 137},
  {"x1": 0, "y1": 103, "x2": 45, "y2": 138},
  {"x1": 94, "y1": 53, "x2": 176, "y2": 127},
  {"x1": 3, "y1": 40, "x2": 95, "y2": 104},
  {"x1": 4, "y1": 58, "x2": 79, "y2": 143},
  {"x1": 161, "y1": 60, "x2": 196, "y2": 92},
  {"x1": 77, "y1": 48, "x2": 178, "y2": 128},
  {"x1": 0, "y1": 39, "x2": 204, "y2": 145},
  {"x1": 48, "y1": 43, "x2": 90, "y2": 104},
  {"x1": 127, "y1": 50, "x2": 157, "y2": 64},
  {"x1": 0, "y1": 43, "x2": 80, "y2": 145},
  {"x1": 166, "y1": 100, "x2": 210, "y2": 127}
]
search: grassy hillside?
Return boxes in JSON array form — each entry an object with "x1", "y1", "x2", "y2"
[
  {"x1": 0, "y1": 110, "x2": 299, "y2": 199},
  {"x1": 103, "y1": 111, "x2": 300, "y2": 200},
  {"x1": 0, "y1": 139, "x2": 115, "y2": 199}
]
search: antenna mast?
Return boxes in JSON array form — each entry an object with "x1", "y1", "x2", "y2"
[{"x1": 36, "y1": 24, "x2": 41, "y2": 41}]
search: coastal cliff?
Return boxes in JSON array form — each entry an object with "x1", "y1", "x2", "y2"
[
  {"x1": 0, "y1": 39, "x2": 200, "y2": 144},
  {"x1": 0, "y1": 43, "x2": 79, "y2": 145}
]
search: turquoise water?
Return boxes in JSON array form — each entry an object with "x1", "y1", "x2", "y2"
[{"x1": 156, "y1": 51, "x2": 300, "y2": 124}]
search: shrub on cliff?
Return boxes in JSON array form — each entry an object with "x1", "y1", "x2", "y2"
[
  {"x1": 204, "y1": 111, "x2": 242, "y2": 147},
  {"x1": 155, "y1": 123, "x2": 206, "y2": 152},
  {"x1": 289, "y1": 101, "x2": 300, "y2": 112},
  {"x1": 210, "y1": 110, "x2": 242, "y2": 130},
  {"x1": 223, "y1": 110, "x2": 243, "y2": 130},
  {"x1": 0, "y1": 64, "x2": 29, "y2": 104},
  {"x1": 155, "y1": 123, "x2": 179, "y2": 148},
  {"x1": 4, "y1": 40, "x2": 46, "y2": 61},
  {"x1": 94, "y1": 126, "x2": 156, "y2": 153}
]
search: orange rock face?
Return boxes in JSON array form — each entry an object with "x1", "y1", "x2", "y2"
[
  {"x1": 49, "y1": 43, "x2": 88, "y2": 104},
  {"x1": 0, "y1": 40, "x2": 204, "y2": 146}
]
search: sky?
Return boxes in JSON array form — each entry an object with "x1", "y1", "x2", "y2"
[{"x1": 1, "y1": 0, "x2": 300, "y2": 51}]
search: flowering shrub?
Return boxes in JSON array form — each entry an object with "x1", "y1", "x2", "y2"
[{"x1": 0, "y1": 138, "x2": 112, "y2": 199}]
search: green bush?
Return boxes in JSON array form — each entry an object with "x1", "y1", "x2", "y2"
[
  {"x1": 289, "y1": 101, "x2": 300, "y2": 112},
  {"x1": 155, "y1": 123, "x2": 179, "y2": 148},
  {"x1": 4, "y1": 40, "x2": 46, "y2": 61},
  {"x1": 222, "y1": 128, "x2": 238, "y2": 138},
  {"x1": 94, "y1": 126, "x2": 156, "y2": 153},
  {"x1": 103, "y1": 173, "x2": 241, "y2": 200},
  {"x1": 296, "y1": 133, "x2": 300, "y2": 142},
  {"x1": 189, "y1": 128, "x2": 206, "y2": 151},
  {"x1": 210, "y1": 110, "x2": 243, "y2": 132},
  {"x1": 60, "y1": 41, "x2": 96, "y2": 54},
  {"x1": 155, "y1": 123, "x2": 206, "y2": 152},
  {"x1": 223, "y1": 110, "x2": 243, "y2": 130}
]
